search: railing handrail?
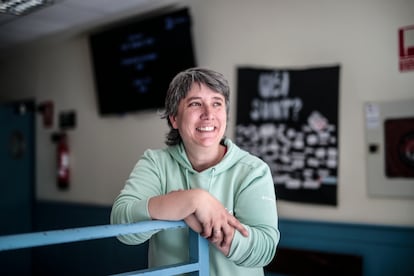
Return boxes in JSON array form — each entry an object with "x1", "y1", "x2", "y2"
[{"x1": 0, "y1": 220, "x2": 209, "y2": 276}]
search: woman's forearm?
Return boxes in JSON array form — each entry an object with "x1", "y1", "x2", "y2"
[{"x1": 148, "y1": 189, "x2": 203, "y2": 220}]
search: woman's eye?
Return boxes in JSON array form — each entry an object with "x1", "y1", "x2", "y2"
[
  {"x1": 213, "y1": 102, "x2": 222, "y2": 107},
  {"x1": 189, "y1": 102, "x2": 201, "y2": 107}
]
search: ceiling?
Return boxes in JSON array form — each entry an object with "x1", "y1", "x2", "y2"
[{"x1": 0, "y1": 0, "x2": 176, "y2": 52}]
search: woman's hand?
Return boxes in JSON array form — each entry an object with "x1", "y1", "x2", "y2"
[
  {"x1": 192, "y1": 189, "x2": 248, "y2": 255},
  {"x1": 184, "y1": 213, "x2": 203, "y2": 233},
  {"x1": 207, "y1": 226, "x2": 235, "y2": 256},
  {"x1": 185, "y1": 212, "x2": 245, "y2": 256},
  {"x1": 149, "y1": 188, "x2": 248, "y2": 256}
]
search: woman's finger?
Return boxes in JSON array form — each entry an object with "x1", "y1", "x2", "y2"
[{"x1": 228, "y1": 214, "x2": 249, "y2": 237}]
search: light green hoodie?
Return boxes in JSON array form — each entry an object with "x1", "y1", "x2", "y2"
[{"x1": 111, "y1": 138, "x2": 279, "y2": 276}]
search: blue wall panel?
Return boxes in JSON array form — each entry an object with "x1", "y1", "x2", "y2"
[
  {"x1": 276, "y1": 219, "x2": 414, "y2": 276},
  {"x1": 34, "y1": 201, "x2": 148, "y2": 275}
]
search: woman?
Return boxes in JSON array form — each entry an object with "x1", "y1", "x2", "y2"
[{"x1": 111, "y1": 67, "x2": 279, "y2": 275}]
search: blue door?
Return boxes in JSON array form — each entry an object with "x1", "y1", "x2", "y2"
[{"x1": 0, "y1": 100, "x2": 35, "y2": 274}]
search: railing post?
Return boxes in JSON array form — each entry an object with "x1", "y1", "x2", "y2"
[{"x1": 188, "y1": 229, "x2": 209, "y2": 276}]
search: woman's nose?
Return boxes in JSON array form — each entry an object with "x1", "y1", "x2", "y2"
[{"x1": 201, "y1": 105, "x2": 213, "y2": 119}]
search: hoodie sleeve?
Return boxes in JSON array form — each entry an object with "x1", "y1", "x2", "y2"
[
  {"x1": 110, "y1": 150, "x2": 164, "y2": 245},
  {"x1": 227, "y1": 158, "x2": 280, "y2": 267}
]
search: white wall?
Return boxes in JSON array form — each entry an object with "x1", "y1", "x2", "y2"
[{"x1": 1, "y1": 0, "x2": 413, "y2": 226}]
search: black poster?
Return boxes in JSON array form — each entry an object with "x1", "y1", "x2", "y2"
[{"x1": 235, "y1": 65, "x2": 340, "y2": 205}]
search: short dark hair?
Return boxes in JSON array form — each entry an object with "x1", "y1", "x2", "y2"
[{"x1": 161, "y1": 67, "x2": 230, "y2": 146}]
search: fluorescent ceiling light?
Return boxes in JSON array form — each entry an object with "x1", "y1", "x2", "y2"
[{"x1": 0, "y1": 0, "x2": 54, "y2": 16}]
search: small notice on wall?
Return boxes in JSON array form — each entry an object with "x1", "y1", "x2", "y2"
[
  {"x1": 399, "y1": 25, "x2": 414, "y2": 72},
  {"x1": 365, "y1": 103, "x2": 380, "y2": 129}
]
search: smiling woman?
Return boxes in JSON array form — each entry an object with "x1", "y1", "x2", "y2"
[
  {"x1": 110, "y1": 67, "x2": 280, "y2": 276},
  {"x1": 168, "y1": 84, "x2": 227, "y2": 164}
]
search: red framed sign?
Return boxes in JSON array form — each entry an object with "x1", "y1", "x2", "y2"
[{"x1": 399, "y1": 25, "x2": 414, "y2": 72}]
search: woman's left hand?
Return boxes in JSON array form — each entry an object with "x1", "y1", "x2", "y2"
[
  {"x1": 206, "y1": 221, "x2": 235, "y2": 256},
  {"x1": 185, "y1": 213, "x2": 237, "y2": 256}
]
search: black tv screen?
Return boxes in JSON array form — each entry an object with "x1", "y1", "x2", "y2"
[{"x1": 89, "y1": 7, "x2": 196, "y2": 115}]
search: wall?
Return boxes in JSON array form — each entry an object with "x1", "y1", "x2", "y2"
[{"x1": 0, "y1": 0, "x2": 413, "y2": 227}]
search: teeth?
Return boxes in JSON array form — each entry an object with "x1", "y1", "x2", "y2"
[{"x1": 198, "y1": 126, "x2": 214, "y2": 131}]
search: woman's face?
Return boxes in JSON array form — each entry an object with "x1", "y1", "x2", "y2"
[{"x1": 169, "y1": 83, "x2": 227, "y2": 150}]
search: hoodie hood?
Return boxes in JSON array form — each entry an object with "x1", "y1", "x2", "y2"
[{"x1": 166, "y1": 138, "x2": 249, "y2": 175}]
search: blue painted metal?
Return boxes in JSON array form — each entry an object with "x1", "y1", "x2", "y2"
[
  {"x1": 189, "y1": 224, "x2": 210, "y2": 276},
  {"x1": 0, "y1": 220, "x2": 209, "y2": 276}
]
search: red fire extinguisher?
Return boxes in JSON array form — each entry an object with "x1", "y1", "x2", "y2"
[{"x1": 57, "y1": 133, "x2": 70, "y2": 189}]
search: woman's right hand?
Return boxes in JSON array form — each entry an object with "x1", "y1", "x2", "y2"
[{"x1": 184, "y1": 213, "x2": 203, "y2": 234}]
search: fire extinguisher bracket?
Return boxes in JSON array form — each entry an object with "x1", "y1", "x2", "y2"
[
  {"x1": 59, "y1": 110, "x2": 76, "y2": 130},
  {"x1": 51, "y1": 132, "x2": 65, "y2": 143},
  {"x1": 51, "y1": 132, "x2": 59, "y2": 143}
]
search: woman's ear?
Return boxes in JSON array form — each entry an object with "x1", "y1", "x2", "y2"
[{"x1": 169, "y1": 115, "x2": 178, "y2": 129}]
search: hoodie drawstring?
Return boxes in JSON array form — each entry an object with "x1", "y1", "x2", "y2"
[
  {"x1": 184, "y1": 168, "x2": 216, "y2": 191},
  {"x1": 208, "y1": 168, "x2": 216, "y2": 191},
  {"x1": 185, "y1": 169, "x2": 190, "y2": 190}
]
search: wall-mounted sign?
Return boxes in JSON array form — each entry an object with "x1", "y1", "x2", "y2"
[
  {"x1": 236, "y1": 65, "x2": 340, "y2": 206},
  {"x1": 399, "y1": 25, "x2": 414, "y2": 72}
]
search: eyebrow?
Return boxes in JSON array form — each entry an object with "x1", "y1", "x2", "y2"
[{"x1": 185, "y1": 96, "x2": 224, "y2": 102}]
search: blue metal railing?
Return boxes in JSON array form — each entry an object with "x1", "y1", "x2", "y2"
[{"x1": 0, "y1": 220, "x2": 209, "y2": 276}]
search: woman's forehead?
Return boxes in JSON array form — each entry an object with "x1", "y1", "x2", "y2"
[{"x1": 185, "y1": 83, "x2": 223, "y2": 98}]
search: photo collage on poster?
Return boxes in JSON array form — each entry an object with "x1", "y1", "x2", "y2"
[{"x1": 235, "y1": 66, "x2": 340, "y2": 205}]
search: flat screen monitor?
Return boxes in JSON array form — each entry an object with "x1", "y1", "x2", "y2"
[{"x1": 89, "y1": 7, "x2": 196, "y2": 115}]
